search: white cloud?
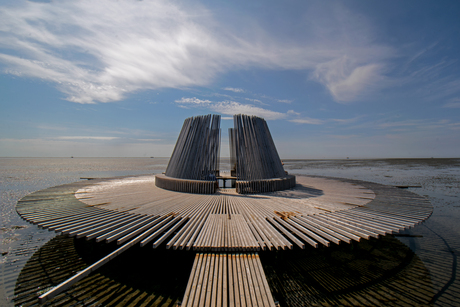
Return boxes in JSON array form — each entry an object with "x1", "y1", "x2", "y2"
[
  {"x1": 278, "y1": 99, "x2": 292, "y2": 104},
  {"x1": 0, "y1": 1, "x2": 396, "y2": 104},
  {"x1": 313, "y1": 56, "x2": 386, "y2": 103},
  {"x1": 331, "y1": 116, "x2": 362, "y2": 124},
  {"x1": 175, "y1": 97, "x2": 212, "y2": 105},
  {"x1": 245, "y1": 98, "x2": 262, "y2": 103},
  {"x1": 210, "y1": 101, "x2": 286, "y2": 120},
  {"x1": 0, "y1": 1, "x2": 225, "y2": 103},
  {"x1": 223, "y1": 87, "x2": 245, "y2": 93},
  {"x1": 174, "y1": 96, "x2": 287, "y2": 120},
  {"x1": 287, "y1": 110, "x2": 300, "y2": 116},
  {"x1": 289, "y1": 118, "x2": 324, "y2": 125}
]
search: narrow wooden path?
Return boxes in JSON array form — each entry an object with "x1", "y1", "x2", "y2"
[{"x1": 182, "y1": 253, "x2": 276, "y2": 307}]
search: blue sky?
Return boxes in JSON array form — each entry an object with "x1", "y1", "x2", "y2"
[{"x1": 1, "y1": 0, "x2": 459, "y2": 158}]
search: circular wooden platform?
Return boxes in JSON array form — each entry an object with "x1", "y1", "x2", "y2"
[{"x1": 17, "y1": 175, "x2": 433, "y2": 251}]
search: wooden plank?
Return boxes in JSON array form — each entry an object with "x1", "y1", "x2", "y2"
[
  {"x1": 228, "y1": 254, "x2": 236, "y2": 307},
  {"x1": 266, "y1": 218, "x2": 305, "y2": 249},
  {"x1": 205, "y1": 253, "x2": 216, "y2": 306},
  {"x1": 182, "y1": 253, "x2": 201, "y2": 307},
  {"x1": 235, "y1": 254, "x2": 246, "y2": 307},
  {"x1": 195, "y1": 254, "x2": 210, "y2": 307},
  {"x1": 222, "y1": 254, "x2": 227, "y2": 307}
]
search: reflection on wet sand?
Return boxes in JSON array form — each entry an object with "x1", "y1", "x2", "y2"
[
  {"x1": 262, "y1": 235, "x2": 433, "y2": 306},
  {"x1": 14, "y1": 235, "x2": 195, "y2": 306},
  {"x1": 15, "y1": 234, "x2": 435, "y2": 306}
]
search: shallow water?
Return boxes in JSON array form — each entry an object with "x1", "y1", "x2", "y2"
[{"x1": 1, "y1": 158, "x2": 459, "y2": 306}]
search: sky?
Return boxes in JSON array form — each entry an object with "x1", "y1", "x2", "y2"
[{"x1": 1, "y1": 0, "x2": 459, "y2": 159}]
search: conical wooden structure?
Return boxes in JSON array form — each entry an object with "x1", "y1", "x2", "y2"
[{"x1": 157, "y1": 114, "x2": 295, "y2": 194}]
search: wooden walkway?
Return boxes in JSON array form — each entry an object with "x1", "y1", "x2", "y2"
[
  {"x1": 182, "y1": 253, "x2": 276, "y2": 307},
  {"x1": 15, "y1": 175, "x2": 433, "y2": 303}
]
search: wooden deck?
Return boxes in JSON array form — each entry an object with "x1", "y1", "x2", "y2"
[{"x1": 15, "y1": 174, "x2": 433, "y2": 303}]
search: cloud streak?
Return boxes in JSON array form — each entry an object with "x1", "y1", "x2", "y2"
[
  {"x1": 55, "y1": 136, "x2": 119, "y2": 140},
  {"x1": 443, "y1": 98, "x2": 460, "y2": 108},
  {"x1": 289, "y1": 118, "x2": 324, "y2": 125},
  {"x1": 175, "y1": 97, "x2": 212, "y2": 105},
  {"x1": 223, "y1": 87, "x2": 245, "y2": 93}
]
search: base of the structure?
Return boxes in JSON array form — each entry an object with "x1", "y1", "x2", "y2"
[
  {"x1": 155, "y1": 174, "x2": 218, "y2": 194},
  {"x1": 155, "y1": 173, "x2": 296, "y2": 195},
  {"x1": 236, "y1": 175, "x2": 296, "y2": 194}
]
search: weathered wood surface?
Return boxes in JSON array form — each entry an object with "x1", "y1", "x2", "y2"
[
  {"x1": 15, "y1": 174, "x2": 433, "y2": 303},
  {"x1": 182, "y1": 253, "x2": 276, "y2": 307},
  {"x1": 17, "y1": 175, "x2": 432, "y2": 252}
]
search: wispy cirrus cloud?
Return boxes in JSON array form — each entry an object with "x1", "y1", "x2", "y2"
[
  {"x1": 55, "y1": 136, "x2": 119, "y2": 140},
  {"x1": 175, "y1": 97, "x2": 212, "y2": 105},
  {"x1": 0, "y1": 1, "x2": 399, "y2": 104},
  {"x1": 330, "y1": 116, "x2": 363, "y2": 124},
  {"x1": 288, "y1": 114, "x2": 366, "y2": 125},
  {"x1": 377, "y1": 119, "x2": 423, "y2": 129},
  {"x1": 287, "y1": 110, "x2": 300, "y2": 116},
  {"x1": 135, "y1": 139, "x2": 163, "y2": 142},
  {"x1": 223, "y1": 87, "x2": 245, "y2": 93},
  {"x1": 245, "y1": 98, "x2": 263, "y2": 104},
  {"x1": 443, "y1": 98, "x2": 460, "y2": 108},
  {"x1": 289, "y1": 118, "x2": 324, "y2": 125}
]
